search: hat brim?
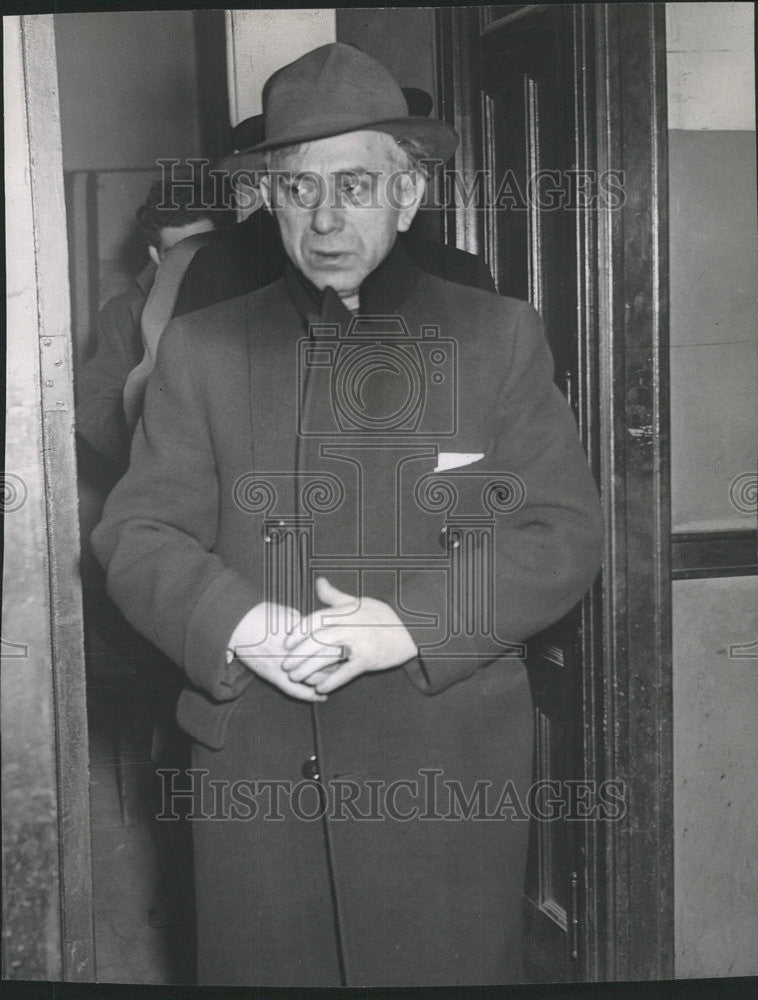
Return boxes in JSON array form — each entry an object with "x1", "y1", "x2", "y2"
[{"x1": 217, "y1": 117, "x2": 458, "y2": 176}]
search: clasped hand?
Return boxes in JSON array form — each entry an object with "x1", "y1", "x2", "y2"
[{"x1": 232, "y1": 578, "x2": 417, "y2": 701}]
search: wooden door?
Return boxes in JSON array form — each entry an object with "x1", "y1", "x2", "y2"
[
  {"x1": 436, "y1": 2, "x2": 674, "y2": 983},
  {"x1": 479, "y1": 5, "x2": 585, "y2": 981},
  {"x1": 438, "y1": 6, "x2": 591, "y2": 980}
]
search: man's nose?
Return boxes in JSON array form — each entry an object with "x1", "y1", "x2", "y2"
[{"x1": 310, "y1": 200, "x2": 342, "y2": 234}]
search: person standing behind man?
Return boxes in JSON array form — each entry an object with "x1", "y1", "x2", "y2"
[{"x1": 76, "y1": 179, "x2": 221, "y2": 478}]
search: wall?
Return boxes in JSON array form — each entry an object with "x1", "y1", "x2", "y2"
[
  {"x1": 226, "y1": 9, "x2": 335, "y2": 125},
  {"x1": 54, "y1": 11, "x2": 206, "y2": 364},
  {"x1": 55, "y1": 11, "x2": 201, "y2": 171},
  {"x1": 673, "y1": 578, "x2": 758, "y2": 977},
  {"x1": 667, "y1": 1, "x2": 758, "y2": 978},
  {"x1": 667, "y1": 1, "x2": 757, "y2": 531}
]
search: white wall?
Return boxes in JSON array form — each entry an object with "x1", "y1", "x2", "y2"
[
  {"x1": 225, "y1": 9, "x2": 335, "y2": 125},
  {"x1": 667, "y1": 1, "x2": 758, "y2": 980},
  {"x1": 673, "y1": 579, "x2": 758, "y2": 978},
  {"x1": 666, "y1": 1, "x2": 755, "y2": 130}
]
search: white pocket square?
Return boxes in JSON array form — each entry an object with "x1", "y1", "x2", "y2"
[{"x1": 433, "y1": 452, "x2": 485, "y2": 472}]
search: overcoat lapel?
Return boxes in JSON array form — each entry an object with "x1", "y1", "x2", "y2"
[
  {"x1": 246, "y1": 287, "x2": 306, "y2": 610},
  {"x1": 285, "y1": 241, "x2": 427, "y2": 598}
]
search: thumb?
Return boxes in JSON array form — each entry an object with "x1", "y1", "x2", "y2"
[{"x1": 316, "y1": 577, "x2": 355, "y2": 607}]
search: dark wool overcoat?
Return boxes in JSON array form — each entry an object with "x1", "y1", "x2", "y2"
[{"x1": 93, "y1": 244, "x2": 604, "y2": 988}]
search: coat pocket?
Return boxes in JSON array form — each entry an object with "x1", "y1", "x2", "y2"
[{"x1": 176, "y1": 687, "x2": 243, "y2": 751}]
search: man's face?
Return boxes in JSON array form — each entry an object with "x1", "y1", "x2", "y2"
[{"x1": 261, "y1": 130, "x2": 424, "y2": 302}]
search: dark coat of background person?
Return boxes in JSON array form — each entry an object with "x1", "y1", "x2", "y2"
[
  {"x1": 173, "y1": 208, "x2": 496, "y2": 317},
  {"x1": 76, "y1": 262, "x2": 156, "y2": 479},
  {"x1": 92, "y1": 243, "x2": 603, "y2": 986}
]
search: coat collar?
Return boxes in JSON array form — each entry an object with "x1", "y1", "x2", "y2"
[{"x1": 284, "y1": 236, "x2": 421, "y2": 331}]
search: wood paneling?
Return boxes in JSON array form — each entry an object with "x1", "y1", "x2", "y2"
[
  {"x1": 593, "y1": 2, "x2": 673, "y2": 980},
  {"x1": 672, "y1": 531, "x2": 757, "y2": 580},
  {"x1": 436, "y1": 2, "x2": 673, "y2": 981}
]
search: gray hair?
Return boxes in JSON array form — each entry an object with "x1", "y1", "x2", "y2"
[
  {"x1": 265, "y1": 144, "x2": 303, "y2": 173},
  {"x1": 391, "y1": 136, "x2": 432, "y2": 177},
  {"x1": 265, "y1": 132, "x2": 431, "y2": 176}
]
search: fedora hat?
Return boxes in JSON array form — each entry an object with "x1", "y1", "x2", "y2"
[
  {"x1": 225, "y1": 86, "x2": 435, "y2": 164},
  {"x1": 221, "y1": 43, "x2": 458, "y2": 172}
]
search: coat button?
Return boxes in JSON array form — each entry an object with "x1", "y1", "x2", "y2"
[
  {"x1": 439, "y1": 525, "x2": 462, "y2": 551},
  {"x1": 263, "y1": 520, "x2": 286, "y2": 544},
  {"x1": 301, "y1": 754, "x2": 320, "y2": 781}
]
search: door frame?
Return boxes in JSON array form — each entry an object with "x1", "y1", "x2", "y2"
[
  {"x1": 2, "y1": 14, "x2": 95, "y2": 980},
  {"x1": 436, "y1": 3, "x2": 673, "y2": 981}
]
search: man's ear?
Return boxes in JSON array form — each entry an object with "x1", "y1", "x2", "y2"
[
  {"x1": 395, "y1": 171, "x2": 427, "y2": 233},
  {"x1": 148, "y1": 244, "x2": 160, "y2": 266},
  {"x1": 258, "y1": 173, "x2": 274, "y2": 215}
]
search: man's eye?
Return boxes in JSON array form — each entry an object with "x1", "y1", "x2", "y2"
[
  {"x1": 339, "y1": 174, "x2": 371, "y2": 197},
  {"x1": 289, "y1": 177, "x2": 322, "y2": 206}
]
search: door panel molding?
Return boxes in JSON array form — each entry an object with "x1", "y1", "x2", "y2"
[{"x1": 436, "y1": 6, "x2": 486, "y2": 259}]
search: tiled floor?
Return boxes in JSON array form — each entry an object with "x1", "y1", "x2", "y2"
[{"x1": 88, "y1": 711, "x2": 195, "y2": 985}]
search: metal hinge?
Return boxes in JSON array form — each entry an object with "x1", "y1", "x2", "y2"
[{"x1": 40, "y1": 335, "x2": 70, "y2": 413}]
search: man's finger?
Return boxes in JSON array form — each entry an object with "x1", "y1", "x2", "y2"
[
  {"x1": 316, "y1": 576, "x2": 356, "y2": 607},
  {"x1": 300, "y1": 664, "x2": 341, "y2": 687},
  {"x1": 283, "y1": 608, "x2": 343, "y2": 649},
  {"x1": 284, "y1": 640, "x2": 346, "y2": 680},
  {"x1": 282, "y1": 681, "x2": 327, "y2": 703},
  {"x1": 266, "y1": 670, "x2": 327, "y2": 703},
  {"x1": 313, "y1": 659, "x2": 364, "y2": 694},
  {"x1": 282, "y1": 611, "x2": 321, "y2": 647},
  {"x1": 283, "y1": 626, "x2": 353, "y2": 671}
]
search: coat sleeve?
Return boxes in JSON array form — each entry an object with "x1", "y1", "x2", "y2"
[
  {"x1": 90, "y1": 320, "x2": 258, "y2": 703},
  {"x1": 399, "y1": 300, "x2": 604, "y2": 695},
  {"x1": 75, "y1": 293, "x2": 142, "y2": 470}
]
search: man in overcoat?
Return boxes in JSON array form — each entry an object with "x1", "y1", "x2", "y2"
[{"x1": 93, "y1": 43, "x2": 604, "y2": 987}]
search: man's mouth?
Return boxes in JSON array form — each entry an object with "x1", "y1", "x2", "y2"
[{"x1": 309, "y1": 249, "x2": 353, "y2": 266}]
